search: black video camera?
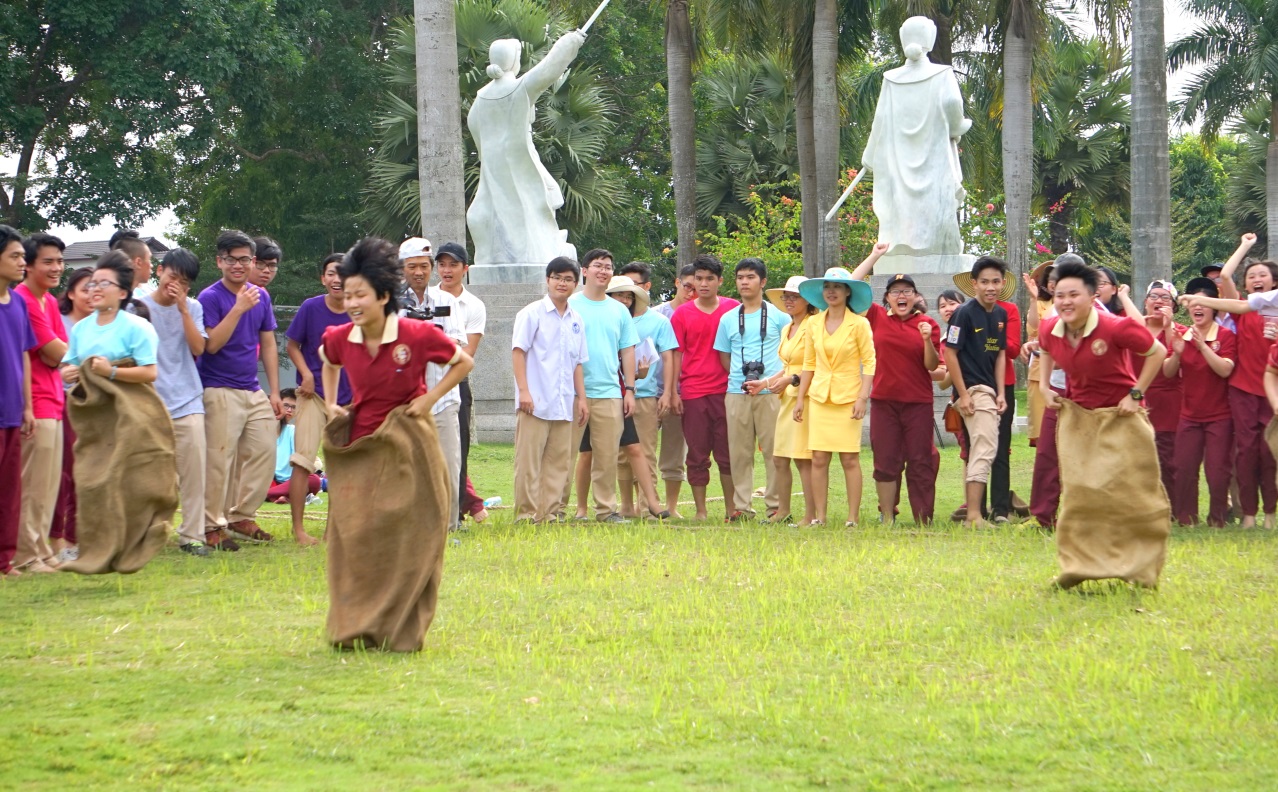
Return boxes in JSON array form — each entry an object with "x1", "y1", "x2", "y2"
[{"x1": 404, "y1": 304, "x2": 451, "y2": 325}]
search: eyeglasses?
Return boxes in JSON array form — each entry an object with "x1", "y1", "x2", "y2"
[
  {"x1": 588, "y1": 262, "x2": 613, "y2": 272},
  {"x1": 1096, "y1": 280, "x2": 1113, "y2": 288},
  {"x1": 1147, "y1": 292, "x2": 1173, "y2": 302},
  {"x1": 548, "y1": 275, "x2": 578, "y2": 285},
  {"x1": 254, "y1": 262, "x2": 279, "y2": 271},
  {"x1": 680, "y1": 282, "x2": 695, "y2": 290},
  {"x1": 221, "y1": 255, "x2": 254, "y2": 266},
  {"x1": 282, "y1": 402, "x2": 296, "y2": 411},
  {"x1": 86, "y1": 280, "x2": 121, "y2": 290},
  {"x1": 887, "y1": 288, "x2": 916, "y2": 297}
]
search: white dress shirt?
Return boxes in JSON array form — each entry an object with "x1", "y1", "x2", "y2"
[{"x1": 511, "y1": 295, "x2": 589, "y2": 422}]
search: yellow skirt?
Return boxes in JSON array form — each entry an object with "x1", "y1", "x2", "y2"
[
  {"x1": 774, "y1": 387, "x2": 811, "y2": 460},
  {"x1": 807, "y1": 398, "x2": 863, "y2": 453}
]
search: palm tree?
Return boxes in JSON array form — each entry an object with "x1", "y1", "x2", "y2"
[
  {"x1": 1129, "y1": 0, "x2": 1172, "y2": 286},
  {"x1": 1170, "y1": 0, "x2": 1278, "y2": 251},
  {"x1": 413, "y1": 0, "x2": 468, "y2": 246},
  {"x1": 998, "y1": 0, "x2": 1036, "y2": 285},
  {"x1": 812, "y1": 0, "x2": 841, "y2": 269},
  {"x1": 666, "y1": 0, "x2": 698, "y2": 268}
]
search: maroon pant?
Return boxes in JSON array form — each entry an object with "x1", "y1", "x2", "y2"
[
  {"x1": 1029, "y1": 388, "x2": 1066, "y2": 528},
  {"x1": 50, "y1": 403, "x2": 76, "y2": 544},
  {"x1": 461, "y1": 476, "x2": 484, "y2": 517},
  {"x1": 682, "y1": 394, "x2": 730, "y2": 487},
  {"x1": 267, "y1": 474, "x2": 321, "y2": 502},
  {"x1": 0, "y1": 426, "x2": 21, "y2": 573},
  {"x1": 871, "y1": 399, "x2": 937, "y2": 523},
  {"x1": 1173, "y1": 416, "x2": 1233, "y2": 527},
  {"x1": 1154, "y1": 430, "x2": 1176, "y2": 501},
  {"x1": 1229, "y1": 387, "x2": 1278, "y2": 516}
]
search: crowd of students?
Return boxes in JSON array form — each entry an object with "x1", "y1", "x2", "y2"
[{"x1": 2, "y1": 223, "x2": 1277, "y2": 583}]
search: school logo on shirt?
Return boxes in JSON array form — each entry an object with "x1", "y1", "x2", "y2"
[
  {"x1": 1211, "y1": 341, "x2": 1220, "y2": 352},
  {"x1": 392, "y1": 344, "x2": 412, "y2": 365},
  {"x1": 947, "y1": 325, "x2": 960, "y2": 344},
  {"x1": 1091, "y1": 339, "x2": 1108, "y2": 356},
  {"x1": 998, "y1": 322, "x2": 1005, "y2": 331},
  {"x1": 572, "y1": 322, "x2": 581, "y2": 334}
]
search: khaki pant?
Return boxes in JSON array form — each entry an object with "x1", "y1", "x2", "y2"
[
  {"x1": 435, "y1": 403, "x2": 461, "y2": 531},
  {"x1": 203, "y1": 388, "x2": 275, "y2": 531},
  {"x1": 558, "y1": 398, "x2": 624, "y2": 518},
  {"x1": 658, "y1": 411, "x2": 686, "y2": 482},
  {"x1": 725, "y1": 393, "x2": 780, "y2": 515},
  {"x1": 289, "y1": 393, "x2": 326, "y2": 473},
  {"x1": 17, "y1": 418, "x2": 61, "y2": 567},
  {"x1": 617, "y1": 397, "x2": 660, "y2": 512},
  {"x1": 962, "y1": 385, "x2": 1000, "y2": 484},
  {"x1": 513, "y1": 412, "x2": 574, "y2": 522},
  {"x1": 171, "y1": 414, "x2": 207, "y2": 545}
]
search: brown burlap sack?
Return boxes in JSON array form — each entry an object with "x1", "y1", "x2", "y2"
[
  {"x1": 323, "y1": 406, "x2": 451, "y2": 652},
  {"x1": 1055, "y1": 400, "x2": 1171, "y2": 588},
  {"x1": 61, "y1": 358, "x2": 177, "y2": 575}
]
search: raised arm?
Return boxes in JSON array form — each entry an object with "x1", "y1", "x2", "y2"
[
  {"x1": 520, "y1": 30, "x2": 586, "y2": 96},
  {"x1": 1219, "y1": 233, "x2": 1257, "y2": 300},
  {"x1": 848, "y1": 241, "x2": 891, "y2": 282}
]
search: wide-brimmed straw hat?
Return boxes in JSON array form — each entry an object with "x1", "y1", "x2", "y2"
[
  {"x1": 798, "y1": 267, "x2": 873, "y2": 313},
  {"x1": 1029, "y1": 259, "x2": 1055, "y2": 284},
  {"x1": 605, "y1": 275, "x2": 650, "y2": 313},
  {"x1": 765, "y1": 275, "x2": 810, "y2": 311},
  {"x1": 952, "y1": 266, "x2": 1017, "y2": 302}
]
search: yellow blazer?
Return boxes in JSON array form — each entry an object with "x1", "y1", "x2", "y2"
[
  {"x1": 803, "y1": 308, "x2": 876, "y2": 405},
  {"x1": 778, "y1": 314, "x2": 812, "y2": 395}
]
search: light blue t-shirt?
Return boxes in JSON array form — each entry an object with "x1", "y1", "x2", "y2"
[
  {"x1": 569, "y1": 292, "x2": 638, "y2": 399},
  {"x1": 713, "y1": 303, "x2": 791, "y2": 394},
  {"x1": 64, "y1": 310, "x2": 159, "y2": 367},
  {"x1": 141, "y1": 296, "x2": 207, "y2": 419},
  {"x1": 275, "y1": 423, "x2": 295, "y2": 482},
  {"x1": 633, "y1": 310, "x2": 678, "y2": 399}
]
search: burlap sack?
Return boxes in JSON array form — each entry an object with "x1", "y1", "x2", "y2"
[
  {"x1": 324, "y1": 406, "x2": 451, "y2": 652},
  {"x1": 1055, "y1": 400, "x2": 1170, "y2": 588},
  {"x1": 61, "y1": 358, "x2": 177, "y2": 575}
]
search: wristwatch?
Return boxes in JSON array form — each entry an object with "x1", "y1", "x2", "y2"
[
  {"x1": 623, "y1": 385, "x2": 635, "y2": 392},
  {"x1": 791, "y1": 374, "x2": 801, "y2": 388},
  {"x1": 1129, "y1": 388, "x2": 1144, "y2": 402}
]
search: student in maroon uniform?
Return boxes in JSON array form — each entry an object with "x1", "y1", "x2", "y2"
[
  {"x1": 1117, "y1": 280, "x2": 1186, "y2": 497},
  {"x1": 1166, "y1": 278, "x2": 1236, "y2": 526}
]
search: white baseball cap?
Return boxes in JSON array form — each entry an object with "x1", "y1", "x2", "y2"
[{"x1": 398, "y1": 237, "x2": 432, "y2": 261}]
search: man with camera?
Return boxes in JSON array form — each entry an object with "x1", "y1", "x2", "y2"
[
  {"x1": 714, "y1": 259, "x2": 790, "y2": 520},
  {"x1": 398, "y1": 237, "x2": 466, "y2": 531}
]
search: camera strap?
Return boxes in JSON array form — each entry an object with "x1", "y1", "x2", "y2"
[{"x1": 738, "y1": 303, "x2": 768, "y2": 363}]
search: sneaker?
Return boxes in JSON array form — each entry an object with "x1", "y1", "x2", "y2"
[
  {"x1": 304, "y1": 493, "x2": 322, "y2": 506},
  {"x1": 205, "y1": 528, "x2": 240, "y2": 552},
  {"x1": 599, "y1": 512, "x2": 631, "y2": 524},
  {"x1": 56, "y1": 546, "x2": 79, "y2": 564},
  {"x1": 180, "y1": 541, "x2": 211, "y2": 558},
  {"x1": 227, "y1": 519, "x2": 273, "y2": 543}
]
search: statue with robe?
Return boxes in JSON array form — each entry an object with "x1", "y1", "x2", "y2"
[
  {"x1": 466, "y1": 31, "x2": 585, "y2": 282},
  {"x1": 860, "y1": 16, "x2": 973, "y2": 273}
]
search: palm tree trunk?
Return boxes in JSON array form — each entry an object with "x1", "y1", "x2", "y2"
[
  {"x1": 1130, "y1": 0, "x2": 1172, "y2": 287},
  {"x1": 666, "y1": 0, "x2": 697, "y2": 268},
  {"x1": 1002, "y1": 27, "x2": 1033, "y2": 287},
  {"x1": 1268, "y1": 98, "x2": 1278, "y2": 254},
  {"x1": 795, "y1": 58, "x2": 819, "y2": 277},
  {"x1": 811, "y1": 0, "x2": 841, "y2": 273},
  {"x1": 414, "y1": 0, "x2": 467, "y2": 247}
]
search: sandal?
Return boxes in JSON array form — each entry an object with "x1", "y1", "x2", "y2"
[{"x1": 227, "y1": 520, "x2": 274, "y2": 543}]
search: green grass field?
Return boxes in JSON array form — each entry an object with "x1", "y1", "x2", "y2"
[{"x1": 2, "y1": 440, "x2": 1277, "y2": 790}]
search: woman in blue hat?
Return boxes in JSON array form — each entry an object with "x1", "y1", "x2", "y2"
[{"x1": 793, "y1": 267, "x2": 877, "y2": 526}]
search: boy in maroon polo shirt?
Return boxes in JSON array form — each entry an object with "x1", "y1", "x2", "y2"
[
  {"x1": 670, "y1": 254, "x2": 739, "y2": 521},
  {"x1": 0, "y1": 225, "x2": 37, "y2": 577}
]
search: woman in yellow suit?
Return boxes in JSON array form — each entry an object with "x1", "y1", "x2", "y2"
[
  {"x1": 746, "y1": 276, "x2": 818, "y2": 525},
  {"x1": 793, "y1": 267, "x2": 876, "y2": 527}
]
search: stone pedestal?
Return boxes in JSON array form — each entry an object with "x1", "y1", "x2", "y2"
[
  {"x1": 876, "y1": 253, "x2": 974, "y2": 276},
  {"x1": 468, "y1": 280, "x2": 547, "y2": 443},
  {"x1": 468, "y1": 263, "x2": 553, "y2": 286}
]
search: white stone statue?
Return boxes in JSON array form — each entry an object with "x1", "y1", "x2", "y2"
[
  {"x1": 466, "y1": 31, "x2": 585, "y2": 283},
  {"x1": 859, "y1": 16, "x2": 973, "y2": 273}
]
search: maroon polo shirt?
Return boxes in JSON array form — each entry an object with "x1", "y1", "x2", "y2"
[
  {"x1": 866, "y1": 303, "x2": 941, "y2": 404},
  {"x1": 1177, "y1": 324, "x2": 1235, "y2": 423},
  {"x1": 1039, "y1": 309, "x2": 1157, "y2": 410}
]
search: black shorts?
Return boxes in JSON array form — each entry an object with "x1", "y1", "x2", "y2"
[{"x1": 580, "y1": 416, "x2": 641, "y2": 452}]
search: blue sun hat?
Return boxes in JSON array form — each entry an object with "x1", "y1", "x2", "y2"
[{"x1": 798, "y1": 267, "x2": 874, "y2": 313}]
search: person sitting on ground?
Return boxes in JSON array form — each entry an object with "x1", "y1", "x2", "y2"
[{"x1": 268, "y1": 389, "x2": 322, "y2": 504}]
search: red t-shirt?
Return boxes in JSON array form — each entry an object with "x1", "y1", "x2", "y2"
[
  {"x1": 1178, "y1": 324, "x2": 1235, "y2": 423},
  {"x1": 320, "y1": 315, "x2": 458, "y2": 442},
  {"x1": 1229, "y1": 312, "x2": 1277, "y2": 397},
  {"x1": 1136, "y1": 322, "x2": 1185, "y2": 432},
  {"x1": 998, "y1": 300, "x2": 1022, "y2": 386},
  {"x1": 1039, "y1": 310, "x2": 1156, "y2": 409},
  {"x1": 866, "y1": 303, "x2": 941, "y2": 404},
  {"x1": 15, "y1": 284, "x2": 67, "y2": 420},
  {"x1": 671, "y1": 297, "x2": 739, "y2": 400}
]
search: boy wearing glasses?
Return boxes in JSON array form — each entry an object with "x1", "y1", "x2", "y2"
[
  {"x1": 197, "y1": 229, "x2": 283, "y2": 551},
  {"x1": 141, "y1": 248, "x2": 212, "y2": 556},
  {"x1": 511, "y1": 257, "x2": 590, "y2": 522},
  {"x1": 249, "y1": 237, "x2": 282, "y2": 290}
]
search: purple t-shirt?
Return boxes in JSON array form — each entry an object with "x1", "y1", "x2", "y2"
[
  {"x1": 0, "y1": 291, "x2": 38, "y2": 428},
  {"x1": 285, "y1": 295, "x2": 352, "y2": 404},
  {"x1": 197, "y1": 280, "x2": 277, "y2": 391}
]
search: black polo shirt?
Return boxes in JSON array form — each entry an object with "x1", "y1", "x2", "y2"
[{"x1": 945, "y1": 299, "x2": 1008, "y2": 390}]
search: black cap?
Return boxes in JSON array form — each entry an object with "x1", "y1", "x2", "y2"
[
  {"x1": 884, "y1": 273, "x2": 917, "y2": 292},
  {"x1": 1184, "y1": 277, "x2": 1219, "y2": 298},
  {"x1": 1200, "y1": 263, "x2": 1223, "y2": 277},
  {"x1": 435, "y1": 242, "x2": 469, "y2": 266}
]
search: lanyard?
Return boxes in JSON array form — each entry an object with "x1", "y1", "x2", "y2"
[{"x1": 738, "y1": 303, "x2": 767, "y2": 362}]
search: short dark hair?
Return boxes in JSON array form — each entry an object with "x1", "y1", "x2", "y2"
[
  {"x1": 581, "y1": 248, "x2": 613, "y2": 269},
  {"x1": 253, "y1": 236, "x2": 282, "y2": 262},
  {"x1": 319, "y1": 253, "x2": 344, "y2": 277},
  {"x1": 280, "y1": 387, "x2": 297, "y2": 400},
  {"x1": 0, "y1": 225, "x2": 24, "y2": 268},
  {"x1": 692, "y1": 254, "x2": 723, "y2": 278},
  {"x1": 23, "y1": 232, "x2": 64, "y2": 265},
  {"x1": 338, "y1": 237, "x2": 402, "y2": 316},
  {"x1": 971, "y1": 255, "x2": 1007, "y2": 280},
  {"x1": 158, "y1": 248, "x2": 200, "y2": 282},
  {"x1": 217, "y1": 229, "x2": 256, "y2": 257},
  {"x1": 1053, "y1": 259, "x2": 1098, "y2": 293},
  {"x1": 113, "y1": 236, "x2": 149, "y2": 262},
  {"x1": 59, "y1": 268, "x2": 92, "y2": 315},
  {"x1": 546, "y1": 256, "x2": 580, "y2": 281},
  {"x1": 93, "y1": 250, "x2": 150, "y2": 321},
  {"x1": 678, "y1": 264, "x2": 696, "y2": 279},
  {"x1": 619, "y1": 261, "x2": 652, "y2": 283},
  {"x1": 108, "y1": 228, "x2": 140, "y2": 249},
  {"x1": 1243, "y1": 259, "x2": 1278, "y2": 286},
  {"x1": 734, "y1": 257, "x2": 766, "y2": 280},
  {"x1": 937, "y1": 289, "x2": 967, "y2": 308}
]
